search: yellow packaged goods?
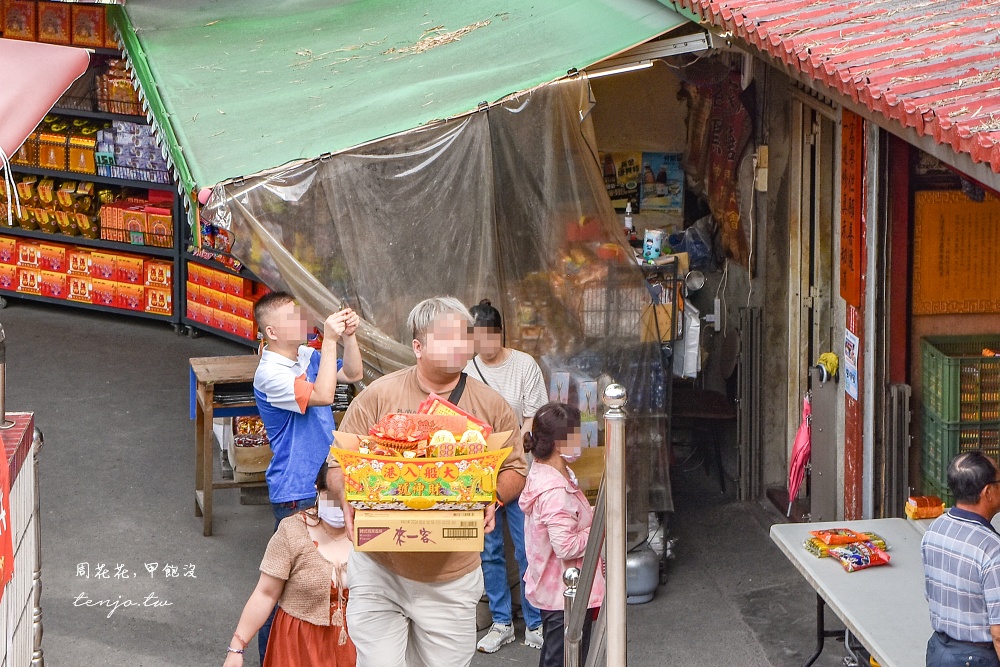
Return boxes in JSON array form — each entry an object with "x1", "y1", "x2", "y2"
[
  {"x1": 353, "y1": 510, "x2": 484, "y2": 553},
  {"x1": 329, "y1": 429, "x2": 512, "y2": 511},
  {"x1": 905, "y1": 495, "x2": 945, "y2": 520},
  {"x1": 804, "y1": 532, "x2": 889, "y2": 558}
]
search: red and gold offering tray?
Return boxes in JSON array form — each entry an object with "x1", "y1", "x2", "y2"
[{"x1": 330, "y1": 411, "x2": 512, "y2": 511}]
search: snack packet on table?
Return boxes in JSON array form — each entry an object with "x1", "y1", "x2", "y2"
[
  {"x1": 803, "y1": 532, "x2": 889, "y2": 558},
  {"x1": 809, "y1": 528, "x2": 868, "y2": 545},
  {"x1": 828, "y1": 542, "x2": 891, "y2": 573}
]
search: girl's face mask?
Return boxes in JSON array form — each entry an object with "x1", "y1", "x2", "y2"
[{"x1": 559, "y1": 428, "x2": 583, "y2": 463}]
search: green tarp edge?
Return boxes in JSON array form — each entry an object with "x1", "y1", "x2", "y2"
[{"x1": 109, "y1": 5, "x2": 197, "y2": 202}]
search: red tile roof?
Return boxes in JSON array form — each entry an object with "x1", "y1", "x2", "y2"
[{"x1": 670, "y1": 0, "x2": 1000, "y2": 172}]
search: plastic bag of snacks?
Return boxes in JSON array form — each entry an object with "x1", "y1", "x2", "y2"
[
  {"x1": 804, "y1": 532, "x2": 889, "y2": 558},
  {"x1": 828, "y1": 542, "x2": 891, "y2": 573},
  {"x1": 809, "y1": 528, "x2": 868, "y2": 545}
]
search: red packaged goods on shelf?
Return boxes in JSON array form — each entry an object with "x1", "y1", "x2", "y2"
[
  {"x1": 115, "y1": 254, "x2": 144, "y2": 285},
  {"x1": 145, "y1": 287, "x2": 172, "y2": 316},
  {"x1": 187, "y1": 263, "x2": 205, "y2": 287},
  {"x1": 16, "y1": 268, "x2": 40, "y2": 295},
  {"x1": 145, "y1": 208, "x2": 172, "y2": 247},
  {"x1": 227, "y1": 293, "x2": 253, "y2": 319},
  {"x1": 144, "y1": 260, "x2": 171, "y2": 288},
  {"x1": 226, "y1": 273, "x2": 251, "y2": 297},
  {"x1": 67, "y1": 249, "x2": 91, "y2": 276},
  {"x1": 116, "y1": 283, "x2": 144, "y2": 312},
  {"x1": 203, "y1": 287, "x2": 226, "y2": 311},
  {"x1": 236, "y1": 316, "x2": 257, "y2": 341},
  {"x1": 0, "y1": 265, "x2": 15, "y2": 291},
  {"x1": 185, "y1": 281, "x2": 200, "y2": 306},
  {"x1": 40, "y1": 271, "x2": 66, "y2": 299},
  {"x1": 37, "y1": 2, "x2": 71, "y2": 44},
  {"x1": 67, "y1": 276, "x2": 92, "y2": 303},
  {"x1": 89, "y1": 252, "x2": 116, "y2": 280},
  {"x1": 15, "y1": 241, "x2": 39, "y2": 268},
  {"x1": 203, "y1": 267, "x2": 228, "y2": 293},
  {"x1": 186, "y1": 299, "x2": 201, "y2": 324},
  {"x1": 90, "y1": 278, "x2": 115, "y2": 306},
  {"x1": 0, "y1": 238, "x2": 16, "y2": 265},
  {"x1": 253, "y1": 281, "x2": 271, "y2": 298},
  {"x1": 37, "y1": 244, "x2": 66, "y2": 272},
  {"x1": 70, "y1": 4, "x2": 104, "y2": 47},
  {"x1": 3, "y1": 1, "x2": 36, "y2": 41},
  {"x1": 122, "y1": 207, "x2": 146, "y2": 244}
]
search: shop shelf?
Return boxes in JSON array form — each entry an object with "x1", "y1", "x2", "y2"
[
  {"x1": 50, "y1": 106, "x2": 147, "y2": 124},
  {"x1": 0, "y1": 225, "x2": 174, "y2": 258},
  {"x1": 184, "y1": 251, "x2": 259, "y2": 281},
  {"x1": 921, "y1": 410, "x2": 1000, "y2": 488},
  {"x1": 3, "y1": 165, "x2": 176, "y2": 192},
  {"x1": 182, "y1": 317, "x2": 258, "y2": 348},
  {"x1": 0, "y1": 289, "x2": 173, "y2": 324},
  {"x1": 922, "y1": 335, "x2": 1000, "y2": 423}
]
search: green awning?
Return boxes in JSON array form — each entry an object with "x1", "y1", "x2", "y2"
[{"x1": 112, "y1": 0, "x2": 688, "y2": 193}]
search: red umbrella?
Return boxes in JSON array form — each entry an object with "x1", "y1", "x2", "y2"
[{"x1": 787, "y1": 394, "x2": 812, "y2": 516}]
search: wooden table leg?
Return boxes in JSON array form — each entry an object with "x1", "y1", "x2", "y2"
[
  {"x1": 201, "y1": 386, "x2": 215, "y2": 536},
  {"x1": 194, "y1": 396, "x2": 205, "y2": 518}
]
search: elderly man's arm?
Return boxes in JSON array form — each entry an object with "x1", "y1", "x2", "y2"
[{"x1": 496, "y1": 469, "x2": 526, "y2": 506}]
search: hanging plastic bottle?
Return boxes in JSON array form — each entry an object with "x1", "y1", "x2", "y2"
[{"x1": 624, "y1": 202, "x2": 635, "y2": 240}]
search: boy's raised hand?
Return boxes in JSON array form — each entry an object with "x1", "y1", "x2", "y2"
[{"x1": 342, "y1": 308, "x2": 360, "y2": 336}]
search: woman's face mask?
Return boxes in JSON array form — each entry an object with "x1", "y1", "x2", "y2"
[
  {"x1": 318, "y1": 497, "x2": 345, "y2": 528},
  {"x1": 559, "y1": 428, "x2": 583, "y2": 464}
]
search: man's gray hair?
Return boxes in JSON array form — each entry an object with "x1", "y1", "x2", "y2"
[{"x1": 406, "y1": 296, "x2": 473, "y2": 344}]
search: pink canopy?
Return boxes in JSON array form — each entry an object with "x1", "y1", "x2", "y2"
[{"x1": 0, "y1": 38, "x2": 90, "y2": 160}]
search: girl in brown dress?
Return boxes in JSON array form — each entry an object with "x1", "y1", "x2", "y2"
[{"x1": 224, "y1": 463, "x2": 356, "y2": 667}]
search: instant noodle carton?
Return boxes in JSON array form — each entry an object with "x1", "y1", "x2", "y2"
[
  {"x1": 67, "y1": 249, "x2": 91, "y2": 276},
  {"x1": 0, "y1": 265, "x2": 16, "y2": 291},
  {"x1": 89, "y1": 252, "x2": 116, "y2": 280},
  {"x1": 116, "y1": 283, "x2": 144, "y2": 311},
  {"x1": 90, "y1": 278, "x2": 116, "y2": 306},
  {"x1": 67, "y1": 275, "x2": 92, "y2": 303},
  {"x1": 0, "y1": 238, "x2": 16, "y2": 265},
  {"x1": 37, "y1": 243, "x2": 66, "y2": 272},
  {"x1": 16, "y1": 268, "x2": 40, "y2": 295},
  {"x1": 39, "y1": 271, "x2": 66, "y2": 299},
  {"x1": 353, "y1": 510, "x2": 484, "y2": 553},
  {"x1": 115, "y1": 254, "x2": 145, "y2": 285}
]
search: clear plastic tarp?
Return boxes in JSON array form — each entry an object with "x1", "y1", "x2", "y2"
[{"x1": 205, "y1": 76, "x2": 674, "y2": 538}]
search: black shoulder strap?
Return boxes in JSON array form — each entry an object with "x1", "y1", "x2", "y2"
[
  {"x1": 472, "y1": 358, "x2": 489, "y2": 387},
  {"x1": 448, "y1": 372, "x2": 469, "y2": 405}
]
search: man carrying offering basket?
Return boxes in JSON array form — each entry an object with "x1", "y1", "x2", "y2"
[{"x1": 327, "y1": 296, "x2": 528, "y2": 667}]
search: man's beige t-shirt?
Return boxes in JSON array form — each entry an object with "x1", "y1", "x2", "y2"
[{"x1": 331, "y1": 366, "x2": 527, "y2": 583}]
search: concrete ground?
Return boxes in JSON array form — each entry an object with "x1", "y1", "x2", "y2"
[{"x1": 1, "y1": 300, "x2": 847, "y2": 666}]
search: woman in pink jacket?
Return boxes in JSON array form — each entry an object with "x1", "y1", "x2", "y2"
[{"x1": 519, "y1": 403, "x2": 606, "y2": 667}]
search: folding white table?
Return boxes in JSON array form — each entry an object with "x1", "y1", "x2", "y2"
[{"x1": 770, "y1": 518, "x2": 932, "y2": 667}]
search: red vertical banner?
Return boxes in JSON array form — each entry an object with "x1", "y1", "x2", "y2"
[
  {"x1": 840, "y1": 110, "x2": 864, "y2": 307},
  {"x1": 0, "y1": 458, "x2": 13, "y2": 596},
  {"x1": 844, "y1": 306, "x2": 864, "y2": 519}
]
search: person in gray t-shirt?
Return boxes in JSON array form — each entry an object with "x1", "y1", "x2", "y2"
[{"x1": 466, "y1": 299, "x2": 548, "y2": 653}]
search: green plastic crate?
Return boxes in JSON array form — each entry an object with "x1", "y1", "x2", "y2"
[
  {"x1": 921, "y1": 475, "x2": 954, "y2": 508},
  {"x1": 922, "y1": 411, "x2": 1000, "y2": 488},
  {"x1": 922, "y1": 336, "x2": 1000, "y2": 423}
]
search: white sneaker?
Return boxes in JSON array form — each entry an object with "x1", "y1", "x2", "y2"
[
  {"x1": 477, "y1": 623, "x2": 515, "y2": 653},
  {"x1": 524, "y1": 625, "x2": 544, "y2": 649}
]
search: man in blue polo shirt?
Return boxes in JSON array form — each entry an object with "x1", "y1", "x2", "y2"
[
  {"x1": 922, "y1": 451, "x2": 1000, "y2": 667},
  {"x1": 253, "y1": 291, "x2": 362, "y2": 524},
  {"x1": 252, "y1": 291, "x2": 362, "y2": 662}
]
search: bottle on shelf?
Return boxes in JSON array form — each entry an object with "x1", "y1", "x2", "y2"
[{"x1": 624, "y1": 202, "x2": 636, "y2": 242}]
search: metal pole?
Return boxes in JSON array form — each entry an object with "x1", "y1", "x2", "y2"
[
  {"x1": 0, "y1": 323, "x2": 12, "y2": 429},
  {"x1": 603, "y1": 384, "x2": 627, "y2": 666},
  {"x1": 563, "y1": 567, "x2": 580, "y2": 667}
]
